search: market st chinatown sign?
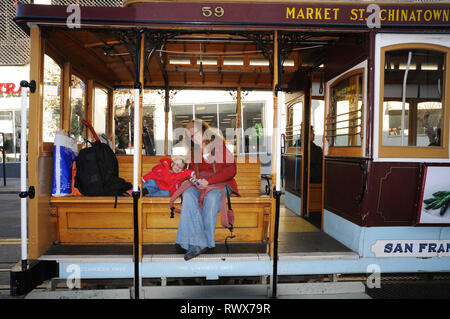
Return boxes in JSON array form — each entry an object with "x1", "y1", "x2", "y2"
[{"x1": 128, "y1": 2, "x2": 450, "y2": 27}]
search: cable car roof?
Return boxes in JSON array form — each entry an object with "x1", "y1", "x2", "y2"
[{"x1": 14, "y1": 2, "x2": 448, "y2": 90}]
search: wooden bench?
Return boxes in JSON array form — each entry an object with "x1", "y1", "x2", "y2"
[
  {"x1": 50, "y1": 155, "x2": 271, "y2": 244},
  {"x1": 308, "y1": 184, "x2": 322, "y2": 212},
  {"x1": 283, "y1": 154, "x2": 322, "y2": 213}
]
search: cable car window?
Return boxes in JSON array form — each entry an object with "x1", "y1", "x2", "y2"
[
  {"x1": 286, "y1": 102, "x2": 302, "y2": 149},
  {"x1": 218, "y1": 103, "x2": 237, "y2": 153},
  {"x1": 171, "y1": 103, "x2": 193, "y2": 150},
  {"x1": 327, "y1": 71, "x2": 363, "y2": 150},
  {"x1": 113, "y1": 89, "x2": 157, "y2": 155},
  {"x1": 70, "y1": 75, "x2": 86, "y2": 143},
  {"x1": 93, "y1": 88, "x2": 108, "y2": 136},
  {"x1": 114, "y1": 89, "x2": 136, "y2": 154},
  {"x1": 142, "y1": 104, "x2": 155, "y2": 156},
  {"x1": 379, "y1": 45, "x2": 449, "y2": 158},
  {"x1": 196, "y1": 104, "x2": 218, "y2": 128},
  {"x1": 311, "y1": 99, "x2": 325, "y2": 148},
  {"x1": 43, "y1": 55, "x2": 61, "y2": 143},
  {"x1": 417, "y1": 101, "x2": 442, "y2": 147},
  {"x1": 241, "y1": 101, "x2": 266, "y2": 154},
  {"x1": 382, "y1": 49, "x2": 444, "y2": 147},
  {"x1": 172, "y1": 104, "x2": 193, "y2": 131}
]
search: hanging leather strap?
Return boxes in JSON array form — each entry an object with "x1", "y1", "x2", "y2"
[
  {"x1": 226, "y1": 184, "x2": 232, "y2": 211},
  {"x1": 224, "y1": 185, "x2": 235, "y2": 252}
]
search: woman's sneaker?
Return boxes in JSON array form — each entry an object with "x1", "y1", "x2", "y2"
[{"x1": 184, "y1": 246, "x2": 208, "y2": 261}]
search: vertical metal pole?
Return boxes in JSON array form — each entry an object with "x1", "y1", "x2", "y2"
[
  {"x1": 301, "y1": 72, "x2": 311, "y2": 217},
  {"x1": 271, "y1": 30, "x2": 282, "y2": 299},
  {"x1": 272, "y1": 94, "x2": 282, "y2": 297},
  {"x1": 401, "y1": 51, "x2": 412, "y2": 146},
  {"x1": 19, "y1": 83, "x2": 29, "y2": 271},
  {"x1": 272, "y1": 188, "x2": 281, "y2": 298},
  {"x1": 2, "y1": 141, "x2": 5, "y2": 187},
  {"x1": 132, "y1": 29, "x2": 143, "y2": 300},
  {"x1": 164, "y1": 85, "x2": 169, "y2": 155},
  {"x1": 132, "y1": 189, "x2": 140, "y2": 299},
  {"x1": 275, "y1": 96, "x2": 282, "y2": 193}
]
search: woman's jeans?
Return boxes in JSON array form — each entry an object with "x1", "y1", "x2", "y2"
[
  {"x1": 175, "y1": 186, "x2": 223, "y2": 251},
  {"x1": 143, "y1": 179, "x2": 170, "y2": 197}
]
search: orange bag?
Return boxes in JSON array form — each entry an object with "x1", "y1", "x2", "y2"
[{"x1": 71, "y1": 161, "x2": 82, "y2": 196}]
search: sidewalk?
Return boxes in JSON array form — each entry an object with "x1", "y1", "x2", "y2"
[{"x1": 0, "y1": 178, "x2": 21, "y2": 194}]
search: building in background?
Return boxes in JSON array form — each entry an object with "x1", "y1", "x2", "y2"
[{"x1": 0, "y1": 0, "x2": 123, "y2": 177}]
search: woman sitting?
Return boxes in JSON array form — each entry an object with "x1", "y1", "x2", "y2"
[{"x1": 176, "y1": 119, "x2": 239, "y2": 261}]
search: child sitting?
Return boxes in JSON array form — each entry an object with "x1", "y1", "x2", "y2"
[{"x1": 141, "y1": 157, "x2": 195, "y2": 197}]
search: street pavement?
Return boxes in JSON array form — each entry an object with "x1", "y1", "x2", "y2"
[{"x1": 0, "y1": 178, "x2": 21, "y2": 299}]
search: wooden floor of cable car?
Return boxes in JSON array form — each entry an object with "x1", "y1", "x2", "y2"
[
  {"x1": 39, "y1": 197, "x2": 355, "y2": 262},
  {"x1": 276, "y1": 205, "x2": 355, "y2": 259}
]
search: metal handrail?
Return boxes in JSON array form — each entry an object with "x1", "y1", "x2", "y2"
[
  {"x1": 326, "y1": 116, "x2": 362, "y2": 125},
  {"x1": 327, "y1": 108, "x2": 361, "y2": 119},
  {"x1": 327, "y1": 132, "x2": 361, "y2": 138}
]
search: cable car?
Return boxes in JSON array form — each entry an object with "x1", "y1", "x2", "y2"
[{"x1": 10, "y1": 0, "x2": 450, "y2": 298}]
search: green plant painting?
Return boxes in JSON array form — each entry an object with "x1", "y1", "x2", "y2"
[{"x1": 424, "y1": 191, "x2": 450, "y2": 216}]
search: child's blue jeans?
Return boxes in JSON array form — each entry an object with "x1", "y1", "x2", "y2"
[{"x1": 143, "y1": 179, "x2": 170, "y2": 197}]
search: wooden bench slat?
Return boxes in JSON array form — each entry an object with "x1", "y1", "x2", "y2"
[{"x1": 50, "y1": 197, "x2": 133, "y2": 204}]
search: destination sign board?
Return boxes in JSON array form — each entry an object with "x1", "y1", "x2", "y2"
[{"x1": 16, "y1": 2, "x2": 450, "y2": 29}]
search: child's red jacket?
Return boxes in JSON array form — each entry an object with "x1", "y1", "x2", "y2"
[{"x1": 142, "y1": 158, "x2": 194, "y2": 195}]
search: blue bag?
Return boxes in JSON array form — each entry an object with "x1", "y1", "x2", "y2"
[{"x1": 52, "y1": 131, "x2": 78, "y2": 197}]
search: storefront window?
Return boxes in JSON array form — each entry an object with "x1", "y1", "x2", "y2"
[
  {"x1": 169, "y1": 90, "x2": 270, "y2": 156},
  {"x1": 195, "y1": 104, "x2": 217, "y2": 129},
  {"x1": 42, "y1": 55, "x2": 61, "y2": 143},
  {"x1": 0, "y1": 110, "x2": 24, "y2": 163},
  {"x1": 14, "y1": 110, "x2": 21, "y2": 161},
  {"x1": 0, "y1": 112, "x2": 13, "y2": 162},
  {"x1": 380, "y1": 45, "x2": 449, "y2": 158},
  {"x1": 171, "y1": 104, "x2": 193, "y2": 149},
  {"x1": 171, "y1": 101, "x2": 238, "y2": 154}
]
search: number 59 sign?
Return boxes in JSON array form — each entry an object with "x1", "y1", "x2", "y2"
[{"x1": 202, "y1": 6, "x2": 225, "y2": 18}]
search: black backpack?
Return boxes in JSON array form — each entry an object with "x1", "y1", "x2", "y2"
[{"x1": 75, "y1": 140, "x2": 132, "y2": 198}]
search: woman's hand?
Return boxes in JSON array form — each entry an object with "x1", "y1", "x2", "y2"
[{"x1": 197, "y1": 179, "x2": 209, "y2": 187}]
